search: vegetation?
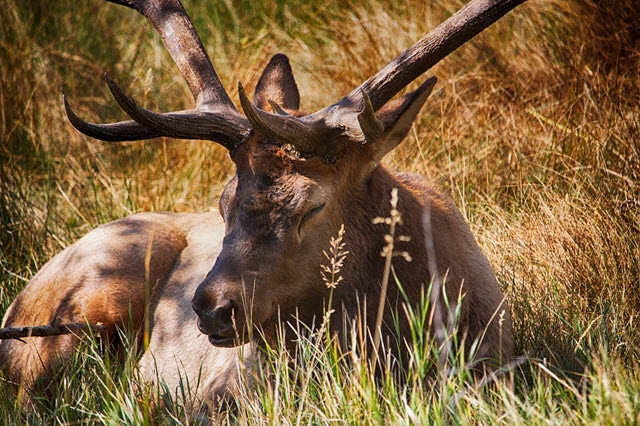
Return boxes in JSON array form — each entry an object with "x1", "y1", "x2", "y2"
[{"x1": 1, "y1": 0, "x2": 638, "y2": 423}]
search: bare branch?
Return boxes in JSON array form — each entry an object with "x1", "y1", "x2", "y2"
[{"x1": 0, "y1": 323, "x2": 106, "y2": 340}]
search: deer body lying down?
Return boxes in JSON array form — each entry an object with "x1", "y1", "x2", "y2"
[
  {"x1": 0, "y1": 0, "x2": 523, "y2": 413},
  {"x1": 0, "y1": 212, "x2": 253, "y2": 407}
]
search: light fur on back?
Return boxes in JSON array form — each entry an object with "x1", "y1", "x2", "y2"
[{"x1": 0, "y1": 212, "x2": 252, "y2": 411}]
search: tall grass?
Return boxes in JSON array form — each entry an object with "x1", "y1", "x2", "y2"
[{"x1": 1, "y1": 0, "x2": 639, "y2": 423}]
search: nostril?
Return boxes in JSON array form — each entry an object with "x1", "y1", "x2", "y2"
[
  {"x1": 192, "y1": 297, "x2": 236, "y2": 337},
  {"x1": 212, "y1": 300, "x2": 235, "y2": 328}
]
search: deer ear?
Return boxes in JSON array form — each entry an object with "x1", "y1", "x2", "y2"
[
  {"x1": 253, "y1": 54, "x2": 301, "y2": 111},
  {"x1": 369, "y1": 76, "x2": 436, "y2": 162}
]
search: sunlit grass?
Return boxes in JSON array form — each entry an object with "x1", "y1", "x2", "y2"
[{"x1": 1, "y1": 0, "x2": 639, "y2": 423}]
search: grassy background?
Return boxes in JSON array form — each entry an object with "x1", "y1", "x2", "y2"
[{"x1": 1, "y1": 0, "x2": 639, "y2": 423}]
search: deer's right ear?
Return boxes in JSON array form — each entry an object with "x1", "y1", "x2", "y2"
[
  {"x1": 369, "y1": 77, "x2": 436, "y2": 162},
  {"x1": 253, "y1": 54, "x2": 301, "y2": 112}
]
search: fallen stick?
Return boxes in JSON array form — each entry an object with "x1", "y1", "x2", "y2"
[{"x1": 0, "y1": 323, "x2": 105, "y2": 340}]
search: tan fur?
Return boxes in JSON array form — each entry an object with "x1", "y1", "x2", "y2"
[
  {"x1": 2, "y1": 0, "x2": 517, "y2": 413},
  {"x1": 0, "y1": 212, "x2": 252, "y2": 409}
]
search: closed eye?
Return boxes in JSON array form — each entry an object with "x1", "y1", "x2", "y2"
[{"x1": 298, "y1": 204, "x2": 325, "y2": 234}]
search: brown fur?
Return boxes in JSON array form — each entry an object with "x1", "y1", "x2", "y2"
[
  {"x1": 192, "y1": 57, "x2": 511, "y2": 365},
  {"x1": 194, "y1": 135, "x2": 512, "y2": 367},
  {"x1": 1, "y1": 27, "x2": 512, "y2": 417}
]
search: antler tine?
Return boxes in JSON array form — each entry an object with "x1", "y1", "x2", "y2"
[
  {"x1": 65, "y1": 0, "x2": 251, "y2": 147},
  {"x1": 64, "y1": 96, "x2": 161, "y2": 142},
  {"x1": 238, "y1": 83, "x2": 348, "y2": 160},
  {"x1": 105, "y1": 73, "x2": 248, "y2": 148},
  {"x1": 107, "y1": 0, "x2": 233, "y2": 109},
  {"x1": 341, "y1": 0, "x2": 527, "y2": 111},
  {"x1": 237, "y1": 0, "x2": 526, "y2": 160}
]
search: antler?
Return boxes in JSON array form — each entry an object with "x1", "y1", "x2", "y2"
[
  {"x1": 346, "y1": 0, "x2": 527, "y2": 111},
  {"x1": 66, "y1": 0, "x2": 525, "y2": 157},
  {"x1": 240, "y1": 0, "x2": 526, "y2": 159},
  {"x1": 65, "y1": 0, "x2": 250, "y2": 149}
]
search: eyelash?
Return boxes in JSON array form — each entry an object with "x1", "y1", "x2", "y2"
[{"x1": 299, "y1": 204, "x2": 325, "y2": 229}]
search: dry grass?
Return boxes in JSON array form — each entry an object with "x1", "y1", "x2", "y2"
[{"x1": 1, "y1": 0, "x2": 639, "y2": 423}]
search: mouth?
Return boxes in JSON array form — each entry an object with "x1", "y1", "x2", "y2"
[
  {"x1": 196, "y1": 321, "x2": 238, "y2": 347},
  {"x1": 207, "y1": 333, "x2": 236, "y2": 347}
]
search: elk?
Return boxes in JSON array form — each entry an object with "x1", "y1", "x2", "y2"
[{"x1": 1, "y1": 0, "x2": 524, "y2": 414}]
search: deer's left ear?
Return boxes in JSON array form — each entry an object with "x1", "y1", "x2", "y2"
[
  {"x1": 253, "y1": 54, "x2": 301, "y2": 112},
  {"x1": 369, "y1": 76, "x2": 436, "y2": 162}
]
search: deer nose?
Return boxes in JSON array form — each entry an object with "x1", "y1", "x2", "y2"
[{"x1": 192, "y1": 298, "x2": 236, "y2": 347}]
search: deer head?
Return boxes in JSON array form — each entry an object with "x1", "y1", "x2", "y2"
[{"x1": 65, "y1": 0, "x2": 525, "y2": 348}]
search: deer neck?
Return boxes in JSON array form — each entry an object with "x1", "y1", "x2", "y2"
[{"x1": 331, "y1": 165, "x2": 430, "y2": 335}]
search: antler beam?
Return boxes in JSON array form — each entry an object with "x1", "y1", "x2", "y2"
[
  {"x1": 65, "y1": 0, "x2": 250, "y2": 149},
  {"x1": 106, "y1": 0, "x2": 232, "y2": 108},
  {"x1": 238, "y1": 0, "x2": 526, "y2": 160},
  {"x1": 346, "y1": 0, "x2": 527, "y2": 110},
  {"x1": 65, "y1": 0, "x2": 525, "y2": 158}
]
